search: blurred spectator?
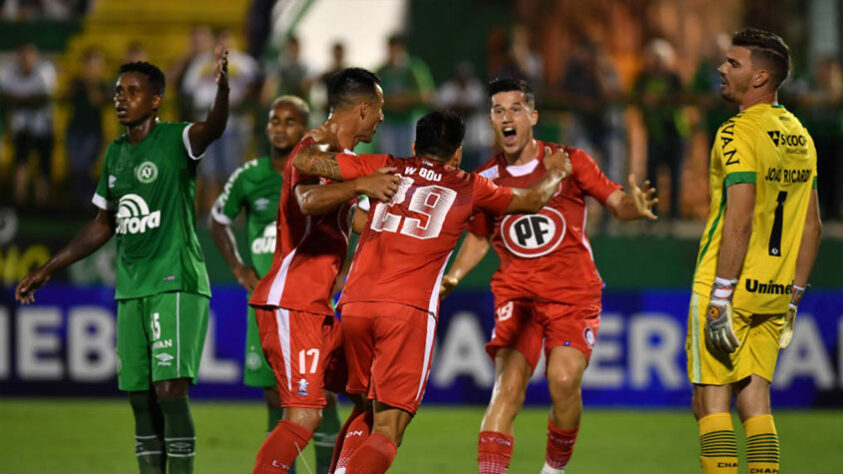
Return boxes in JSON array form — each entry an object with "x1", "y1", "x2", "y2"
[
  {"x1": 795, "y1": 56, "x2": 843, "y2": 220},
  {"x1": 376, "y1": 33, "x2": 434, "y2": 156},
  {"x1": 310, "y1": 41, "x2": 347, "y2": 122},
  {"x1": 65, "y1": 47, "x2": 109, "y2": 208},
  {"x1": 245, "y1": 0, "x2": 275, "y2": 59},
  {"x1": 691, "y1": 33, "x2": 733, "y2": 141},
  {"x1": 555, "y1": 40, "x2": 625, "y2": 181},
  {"x1": 435, "y1": 61, "x2": 490, "y2": 171},
  {"x1": 634, "y1": 38, "x2": 685, "y2": 219},
  {"x1": 0, "y1": 43, "x2": 56, "y2": 206},
  {"x1": 487, "y1": 25, "x2": 544, "y2": 96},
  {"x1": 168, "y1": 25, "x2": 214, "y2": 122},
  {"x1": 182, "y1": 29, "x2": 259, "y2": 212},
  {"x1": 123, "y1": 42, "x2": 148, "y2": 64},
  {"x1": 262, "y1": 35, "x2": 310, "y2": 105}
]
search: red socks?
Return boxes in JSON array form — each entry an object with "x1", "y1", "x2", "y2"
[
  {"x1": 545, "y1": 420, "x2": 578, "y2": 470},
  {"x1": 344, "y1": 432, "x2": 397, "y2": 474},
  {"x1": 335, "y1": 408, "x2": 374, "y2": 471},
  {"x1": 477, "y1": 431, "x2": 514, "y2": 474},
  {"x1": 253, "y1": 420, "x2": 313, "y2": 473}
]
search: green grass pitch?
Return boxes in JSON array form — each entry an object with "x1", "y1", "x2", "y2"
[{"x1": 1, "y1": 399, "x2": 841, "y2": 473}]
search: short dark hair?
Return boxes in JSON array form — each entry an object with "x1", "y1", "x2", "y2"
[
  {"x1": 119, "y1": 61, "x2": 166, "y2": 96},
  {"x1": 414, "y1": 111, "x2": 465, "y2": 161},
  {"x1": 488, "y1": 78, "x2": 535, "y2": 108},
  {"x1": 732, "y1": 28, "x2": 791, "y2": 89},
  {"x1": 326, "y1": 67, "x2": 381, "y2": 111}
]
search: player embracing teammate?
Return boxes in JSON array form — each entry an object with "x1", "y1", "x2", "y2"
[
  {"x1": 293, "y1": 109, "x2": 573, "y2": 473},
  {"x1": 248, "y1": 68, "x2": 401, "y2": 474},
  {"x1": 442, "y1": 78, "x2": 658, "y2": 474}
]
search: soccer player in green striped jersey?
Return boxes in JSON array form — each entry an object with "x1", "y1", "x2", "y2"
[
  {"x1": 209, "y1": 96, "x2": 341, "y2": 473},
  {"x1": 16, "y1": 48, "x2": 230, "y2": 474}
]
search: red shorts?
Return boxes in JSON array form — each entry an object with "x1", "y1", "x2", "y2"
[
  {"x1": 254, "y1": 306, "x2": 347, "y2": 408},
  {"x1": 485, "y1": 299, "x2": 600, "y2": 372},
  {"x1": 341, "y1": 301, "x2": 436, "y2": 415}
]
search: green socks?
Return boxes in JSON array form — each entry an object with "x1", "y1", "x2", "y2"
[
  {"x1": 313, "y1": 403, "x2": 342, "y2": 474},
  {"x1": 158, "y1": 396, "x2": 196, "y2": 474},
  {"x1": 129, "y1": 391, "x2": 166, "y2": 474}
]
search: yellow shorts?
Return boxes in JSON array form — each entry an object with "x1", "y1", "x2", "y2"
[{"x1": 686, "y1": 292, "x2": 785, "y2": 385}]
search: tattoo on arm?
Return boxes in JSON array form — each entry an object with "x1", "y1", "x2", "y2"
[{"x1": 296, "y1": 146, "x2": 343, "y2": 180}]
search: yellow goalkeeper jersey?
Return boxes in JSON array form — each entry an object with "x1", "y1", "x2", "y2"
[{"x1": 693, "y1": 103, "x2": 817, "y2": 314}]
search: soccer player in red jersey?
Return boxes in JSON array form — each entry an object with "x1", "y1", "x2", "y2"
[
  {"x1": 248, "y1": 68, "x2": 402, "y2": 474},
  {"x1": 293, "y1": 110, "x2": 573, "y2": 474},
  {"x1": 440, "y1": 78, "x2": 658, "y2": 474}
]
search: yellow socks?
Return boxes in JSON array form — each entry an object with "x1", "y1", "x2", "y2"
[
  {"x1": 744, "y1": 414, "x2": 780, "y2": 474},
  {"x1": 698, "y1": 413, "x2": 738, "y2": 473}
]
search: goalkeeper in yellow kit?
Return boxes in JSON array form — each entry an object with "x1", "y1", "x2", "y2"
[{"x1": 686, "y1": 29, "x2": 822, "y2": 474}]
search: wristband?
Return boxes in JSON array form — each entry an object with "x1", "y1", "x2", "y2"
[{"x1": 711, "y1": 277, "x2": 738, "y2": 303}]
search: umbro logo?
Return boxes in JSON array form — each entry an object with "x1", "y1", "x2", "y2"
[
  {"x1": 254, "y1": 198, "x2": 270, "y2": 211},
  {"x1": 109, "y1": 175, "x2": 117, "y2": 188},
  {"x1": 155, "y1": 353, "x2": 173, "y2": 366}
]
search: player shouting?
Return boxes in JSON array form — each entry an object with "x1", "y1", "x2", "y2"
[
  {"x1": 248, "y1": 68, "x2": 401, "y2": 474},
  {"x1": 16, "y1": 50, "x2": 229, "y2": 474},
  {"x1": 293, "y1": 110, "x2": 573, "y2": 474},
  {"x1": 441, "y1": 78, "x2": 658, "y2": 474},
  {"x1": 686, "y1": 29, "x2": 820, "y2": 474}
]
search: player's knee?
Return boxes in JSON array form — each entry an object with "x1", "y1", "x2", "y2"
[
  {"x1": 494, "y1": 378, "x2": 528, "y2": 408},
  {"x1": 324, "y1": 390, "x2": 339, "y2": 409},
  {"x1": 546, "y1": 369, "x2": 582, "y2": 400},
  {"x1": 154, "y1": 379, "x2": 189, "y2": 400},
  {"x1": 284, "y1": 407, "x2": 322, "y2": 432}
]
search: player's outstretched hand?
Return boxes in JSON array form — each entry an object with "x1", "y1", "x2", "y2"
[
  {"x1": 705, "y1": 300, "x2": 739, "y2": 353},
  {"x1": 308, "y1": 123, "x2": 340, "y2": 151},
  {"x1": 542, "y1": 146, "x2": 572, "y2": 179},
  {"x1": 233, "y1": 265, "x2": 260, "y2": 293},
  {"x1": 628, "y1": 174, "x2": 658, "y2": 220},
  {"x1": 356, "y1": 167, "x2": 400, "y2": 202},
  {"x1": 15, "y1": 267, "x2": 51, "y2": 305},
  {"x1": 439, "y1": 275, "x2": 459, "y2": 300},
  {"x1": 215, "y1": 45, "x2": 229, "y2": 89}
]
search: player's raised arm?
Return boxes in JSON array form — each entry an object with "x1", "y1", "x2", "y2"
[
  {"x1": 604, "y1": 174, "x2": 659, "y2": 220},
  {"x1": 440, "y1": 232, "x2": 491, "y2": 300},
  {"x1": 294, "y1": 167, "x2": 399, "y2": 215},
  {"x1": 15, "y1": 208, "x2": 115, "y2": 304},
  {"x1": 505, "y1": 146, "x2": 572, "y2": 213},
  {"x1": 187, "y1": 46, "x2": 229, "y2": 157}
]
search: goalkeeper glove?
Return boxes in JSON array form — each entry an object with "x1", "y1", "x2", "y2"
[
  {"x1": 706, "y1": 277, "x2": 740, "y2": 353},
  {"x1": 779, "y1": 284, "x2": 807, "y2": 349}
]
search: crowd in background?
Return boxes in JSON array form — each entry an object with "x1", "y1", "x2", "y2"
[{"x1": 1, "y1": 21, "x2": 842, "y2": 225}]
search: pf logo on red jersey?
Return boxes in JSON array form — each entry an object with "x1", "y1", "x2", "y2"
[{"x1": 500, "y1": 207, "x2": 566, "y2": 258}]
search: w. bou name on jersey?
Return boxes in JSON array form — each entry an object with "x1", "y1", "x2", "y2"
[{"x1": 334, "y1": 153, "x2": 514, "y2": 314}]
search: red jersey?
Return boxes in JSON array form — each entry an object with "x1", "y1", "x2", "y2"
[
  {"x1": 250, "y1": 137, "x2": 354, "y2": 314},
  {"x1": 335, "y1": 154, "x2": 514, "y2": 315},
  {"x1": 468, "y1": 141, "x2": 621, "y2": 308}
]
